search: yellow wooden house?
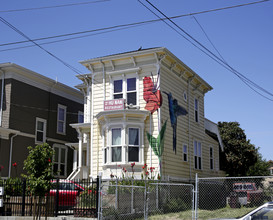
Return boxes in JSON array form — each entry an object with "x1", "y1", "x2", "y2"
[{"x1": 68, "y1": 47, "x2": 225, "y2": 182}]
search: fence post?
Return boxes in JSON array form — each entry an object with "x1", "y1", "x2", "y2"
[
  {"x1": 96, "y1": 175, "x2": 100, "y2": 219},
  {"x1": 194, "y1": 173, "x2": 198, "y2": 220},
  {"x1": 54, "y1": 178, "x2": 59, "y2": 217},
  {"x1": 115, "y1": 178, "x2": 118, "y2": 209},
  {"x1": 21, "y1": 178, "x2": 26, "y2": 216},
  {"x1": 131, "y1": 179, "x2": 134, "y2": 214}
]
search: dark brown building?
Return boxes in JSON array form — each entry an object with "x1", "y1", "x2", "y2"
[{"x1": 0, "y1": 63, "x2": 83, "y2": 179}]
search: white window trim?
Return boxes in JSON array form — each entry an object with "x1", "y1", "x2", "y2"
[
  {"x1": 53, "y1": 144, "x2": 67, "y2": 178},
  {"x1": 194, "y1": 98, "x2": 199, "y2": 123},
  {"x1": 183, "y1": 144, "x2": 188, "y2": 162},
  {"x1": 35, "y1": 117, "x2": 47, "y2": 144},
  {"x1": 127, "y1": 127, "x2": 140, "y2": 163},
  {"x1": 57, "y1": 104, "x2": 67, "y2": 135},
  {"x1": 210, "y1": 146, "x2": 214, "y2": 170},
  {"x1": 110, "y1": 73, "x2": 139, "y2": 107},
  {"x1": 194, "y1": 140, "x2": 202, "y2": 170},
  {"x1": 103, "y1": 123, "x2": 144, "y2": 166}
]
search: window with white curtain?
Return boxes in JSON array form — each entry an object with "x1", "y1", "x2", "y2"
[{"x1": 103, "y1": 124, "x2": 143, "y2": 166}]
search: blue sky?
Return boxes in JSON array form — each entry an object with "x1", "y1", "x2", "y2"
[{"x1": 1, "y1": 0, "x2": 273, "y2": 160}]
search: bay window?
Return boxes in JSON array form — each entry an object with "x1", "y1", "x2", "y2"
[
  {"x1": 102, "y1": 122, "x2": 144, "y2": 166},
  {"x1": 128, "y1": 128, "x2": 139, "y2": 162},
  {"x1": 111, "y1": 128, "x2": 122, "y2": 162}
]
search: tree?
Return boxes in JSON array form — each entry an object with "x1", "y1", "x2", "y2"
[
  {"x1": 218, "y1": 122, "x2": 259, "y2": 176},
  {"x1": 23, "y1": 143, "x2": 54, "y2": 220},
  {"x1": 247, "y1": 151, "x2": 270, "y2": 176}
]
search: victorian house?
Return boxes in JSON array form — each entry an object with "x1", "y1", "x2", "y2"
[{"x1": 68, "y1": 47, "x2": 225, "y2": 182}]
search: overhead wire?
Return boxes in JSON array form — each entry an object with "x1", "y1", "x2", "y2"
[
  {"x1": 0, "y1": 0, "x2": 270, "y2": 48},
  {"x1": 192, "y1": 16, "x2": 273, "y2": 101},
  {"x1": 0, "y1": 16, "x2": 83, "y2": 75},
  {"x1": 0, "y1": 0, "x2": 110, "y2": 13},
  {"x1": 139, "y1": 0, "x2": 273, "y2": 101}
]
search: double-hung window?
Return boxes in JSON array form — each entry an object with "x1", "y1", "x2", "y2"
[
  {"x1": 113, "y1": 76, "x2": 137, "y2": 106},
  {"x1": 210, "y1": 147, "x2": 214, "y2": 170},
  {"x1": 35, "y1": 118, "x2": 46, "y2": 143},
  {"x1": 183, "y1": 144, "x2": 188, "y2": 162},
  {"x1": 194, "y1": 140, "x2": 202, "y2": 170},
  {"x1": 103, "y1": 125, "x2": 143, "y2": 165},
  {"x1": 194, "y1": 98, "x2": 199, "y2": 123},
  {"x1": 111, "y1": 128, "x2": 122, "y2": 162},
  {"x1": 53, "y1": 144, "x2": 67, "y2": 177},
  {"x1": 128, "y1": 128, "x2": 139, "y2": 162},
  {"x1": 57, "y1": 104, "x2": 66, "y2": 134}
]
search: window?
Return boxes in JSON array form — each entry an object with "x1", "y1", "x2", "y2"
[
  {"x1": 53, "y1": 144, "x2": 67, "y2": 177},
  {"x1": 78, "y1": 111, "x2": 84, "y2": 123},
  {"x1": 183, "y1": 145, "x2": 188, "y2": 162},
  {"x1": 127, "y1": 78, "x2": 136, "y2": 105},
  {"x1": 128, "y1": 128, "x2": 139, "y2": 162},
  {"x1": 111, "y1": 128, "x2": 122, "y2": 162},
  {"x1": 57, "y1": 104, "x2": 66, "y2": 134},
  {"x1": 194, "y1": 141, "x2": 202, "y2": 170},
  {"x1": 78, "y1": 112, "x2": 84, "y2": 123},
  {"x1": 35, "y1": 118, "x2": 46, "y2": 143},
  {"x1": 103, "y1": 124, "x2": 143, "y2": 165},
  {"x1": 183, "y1": 91, "x2": 187, "y2": 102},
  {"x1": 210, "y1": 147, "x2": 214, "y2": 170},
  {"x1": 113, "y1": 79, "x2": 123, "y2": 99},
  {"x1": 112, "y1": 76, "x2": 137, "y2": 106},
  {"x1": 194, "y1": 98, "x2": 199, "y2": 123}
]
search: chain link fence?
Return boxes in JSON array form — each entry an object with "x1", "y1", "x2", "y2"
[
  {"x1": 98, "y1": 180, "x2": 194, "y2": 220},
  {"x1": 197, "y1": 176, "x2": 273, "y2": 220}
]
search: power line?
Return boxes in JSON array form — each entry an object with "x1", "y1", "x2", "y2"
[
  {"x1": 0, "y1": 16, "x2": 83, "y2": 75},
  {"x1": 0, "y1": 0, "x2": 110, "y2": 13},
  {"x1": 0, "y1": 0, "x2": 270, "y2": 48},
  {"x1": 192, "y1": 16, "x2": 273, "y2": 101},
  {"x1": 0, "y1": 24, "x2": 147, "y2": 53},
  {"x1": 139, "y1": 0, "x2": 273, "y2": 101}
]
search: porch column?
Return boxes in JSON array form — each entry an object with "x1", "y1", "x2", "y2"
[
  {"x1": 86, "y1": 133, "x2": 90, "y2": 167},
  {"x1": 78, "y1": 133, "x2": 83, "y2": 168},
  {"x1": 73, "y1": 149, "x2": 78, "y2": 171}
]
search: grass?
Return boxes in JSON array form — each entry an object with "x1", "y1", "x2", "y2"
[{"x1": 148, "y1": 206, "x2": 256, "y2": 220}]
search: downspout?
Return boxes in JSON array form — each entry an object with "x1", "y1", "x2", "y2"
[
  {"x1": 0, "y1": 68, "x2": 5, "y2": 127},
  {"x1": 188, "y1": 77, "x2": 192, "y2": 181},
  {"x1": 8, "y1": 133, "x2": 18, "y2": 178},
  {"x1": 90, "y1": 73, "x2": 94, "y2": 178}
]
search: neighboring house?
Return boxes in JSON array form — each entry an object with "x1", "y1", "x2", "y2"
[
  {"x1": 0, "y1": 63, "x2": 83, "y2": 179},
  {"x1": 69, "y1": 47, "x2": 225, "y2": 182}
]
